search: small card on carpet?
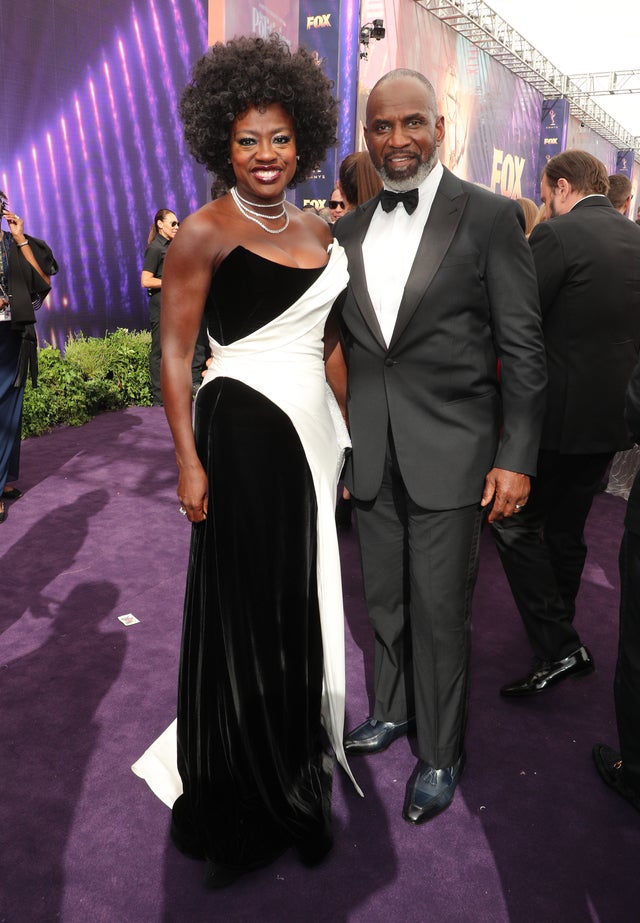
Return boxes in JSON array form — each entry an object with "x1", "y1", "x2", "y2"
[{"x1": 118, "y1": 613, "x2": 140, "y2": 626}]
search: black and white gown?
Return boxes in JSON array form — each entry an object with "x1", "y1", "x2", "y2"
[{"x1": 132, "y1": 243, "x2": 358, "y2": 875}]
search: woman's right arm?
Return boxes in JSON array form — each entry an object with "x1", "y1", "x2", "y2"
[
  {"x1": 141, "y1": 270, "x2": 161, "y2": 290},
  {"x1": 141, "y1": 244, "x2": 161, "y2": 290},
  {"x1": 160, "y1": 213, "x2": 218, "y2": 522}
]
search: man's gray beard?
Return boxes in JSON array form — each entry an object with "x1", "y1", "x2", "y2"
[{"x1": 378, "y1": 150, "x2": 438, "y2": 192}]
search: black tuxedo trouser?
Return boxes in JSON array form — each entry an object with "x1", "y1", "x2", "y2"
[
  {"x1": 353, "y1": 437, "x2": 484, "y2": 769},
  {"x1": 616, "y1": 529, "x2": 640, "y2": 793},
  {"x1": 491, "y1": 449, "x2": 612, "y2": 662}
]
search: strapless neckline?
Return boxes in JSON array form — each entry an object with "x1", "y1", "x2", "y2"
[{"x1": 224, "y1": 244, "x2": 330, "y2": 273}]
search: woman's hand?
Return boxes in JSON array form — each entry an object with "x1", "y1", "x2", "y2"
[
  {"x1": 4, "y1": 211, "x2": 26, "y2": 242},
  {"x1": 177, "y1": 462, "x2": 209, "y2": 523}
]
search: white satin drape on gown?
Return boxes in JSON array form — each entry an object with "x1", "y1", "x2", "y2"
[{"x1": 132, "y1": 243, "x2": 361, "y2": 802}]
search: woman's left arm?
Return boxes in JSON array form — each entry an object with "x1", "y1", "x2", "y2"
[{"x1": 324, "y1": 302, "x2": 348, "y2": 422}]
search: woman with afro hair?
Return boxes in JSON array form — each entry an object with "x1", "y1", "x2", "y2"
[{"x1": 132, "y1": 34, "x2": 359, "y2": 888}]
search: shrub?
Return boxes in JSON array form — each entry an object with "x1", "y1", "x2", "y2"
[
  {"x1": 22, "y1": 328, "x2": 152, "y2": 438},
  {"x1": 65, "y1": 328, "x2": 153, "y2": 410},
  {"x1": 22, "y1": 346, "x2": 91, "y2": 437}
]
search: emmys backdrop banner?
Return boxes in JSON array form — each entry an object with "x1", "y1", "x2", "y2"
[
  {"x1": 566, "y1": 116, "x2": 618, "y2": 172},
  {"x1": 616, "y1": 151, "x2": 634, "y2": 180},
  {"x1": 539, "y1": 100, "x2": 569, "y2": 169},
  {"x1": 359, "y1": 0, "x2": 542, "y2": 198},
  {"x1": 296, "y1": 0, "x2": 343, "y2": 208},
  {"x1": 217, "y1": 0, "x2": 299, "y2": 47},
  {"x1": 1, "y1": 1, "x2": 208, "y2": 348}
]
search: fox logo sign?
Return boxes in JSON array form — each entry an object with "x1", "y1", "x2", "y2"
[
  {"x1": 490, "y1": 148, "x2": 525, "y2": 199},
  {"x1": 307, "y1": 14, "x2": 332, "y2": 28}
]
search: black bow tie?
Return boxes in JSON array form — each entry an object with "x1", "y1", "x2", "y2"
[{"x1": 380, "y1": 188, "x2": 419, "y2": 215}]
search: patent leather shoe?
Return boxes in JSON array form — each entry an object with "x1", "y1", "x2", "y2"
[
  {"x1": 592, "y1": 744, "x2": 640, "y2": 813},
  {"x1": 2, "y1": 487, "x2": 22, "y2": 500},
  {"x1": 344, "y1": 716, "x2": 414, "y2": 754},
  {"x1": 500, "y1": 645, "x2": 594, "y2": 697},
  {"x1": 402, "y1": 754, "x2": 465, "y2": 824}
]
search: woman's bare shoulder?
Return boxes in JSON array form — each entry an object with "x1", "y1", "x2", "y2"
[{"x1": 172, "y1": 197, "x2": 241, "y2": 268}]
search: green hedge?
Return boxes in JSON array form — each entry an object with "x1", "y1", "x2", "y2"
[{"x1": 22, "y1": 328, "x2": 152, "y2": 438}]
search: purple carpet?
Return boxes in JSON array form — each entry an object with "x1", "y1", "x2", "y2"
[{"x1": 1, "y1": 407, "x2": 638, "y2": 922}]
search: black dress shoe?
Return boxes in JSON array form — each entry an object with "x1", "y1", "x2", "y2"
[
  {"x1": 344, "y1": 716, "x2": 414, "y2": 754},
  {"x1": 2, "y1": 487, "x2": 22, "y2": 500},
  {"x1": 500, "y1": 645, "x2": 594, "y2": 697},
  {"x1": 593, "y1": 744, "x2": 640, "y2": 813},
  {"x1": 402, "y1": 754, "x2": 465, "y2": 824}
]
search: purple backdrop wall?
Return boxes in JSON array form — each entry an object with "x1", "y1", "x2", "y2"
[{"x1": 1, "y1": 1, "x2": 208, "y2": 349}]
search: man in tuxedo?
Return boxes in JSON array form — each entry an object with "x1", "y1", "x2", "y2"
[
  {"x1": 593, "y1": 354, "x2": 640, "y2": 814},
  {"x1": 333, "y1": 69, "x2": 547, "y2": 823},
  {"x1": 492, "y1": 150, "x2": 640, "y2": 698}
]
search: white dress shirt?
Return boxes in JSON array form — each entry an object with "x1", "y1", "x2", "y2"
[{"x1": 362, "y1": 159, "x2": 444, "y2": 346}]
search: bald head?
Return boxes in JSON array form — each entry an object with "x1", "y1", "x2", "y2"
[
  {"x1": 367, "y1": 69, "x2": 438, "y2": 120},
  {"x1": 364, "y1": 70, "x2": 444, "y2": 192}
]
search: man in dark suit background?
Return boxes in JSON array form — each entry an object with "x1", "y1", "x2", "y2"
[
  {"x1": 594, "y1": 354, "x2": 640, "y2": 813},
  {"x1": 493, "y1": 150, "x2": 640, "y2": 698},
  {"x1": 607, "y1": 173, "x2": 632, "y2": 216},
  {"x1": 333, "y1": 69, "x2": 547, "y2": 823}
]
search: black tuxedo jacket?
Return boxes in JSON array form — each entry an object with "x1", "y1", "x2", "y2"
[
  {"x1": 334, "y1": 166, "x2": 547, "y2": 511},
  {"x1": 529, "y1": 196, "x2": 640, "y2": 454}
]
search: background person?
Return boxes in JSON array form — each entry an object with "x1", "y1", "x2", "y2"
[
  {"x1": 516, "y1": 196, "x2": 541, "y2": 238},
  {"x1": 339, "y1": 150, "x2": 383, "y2": 208},
  {"x1": 141, "y1": 209, "x2": 179, "y2": 405},
  {"x1": 493, "y1": 151, "x2": 640, "y2": 698},
  {"x1": 0, "y1": 191, "x2": 57, "y2": 524},
  {"x1": 606, "y1": 173, "x2": 632, "y2": 216},
  {"x1": 132, "y1": 34, "x2": 357, "y2": 889},
  {"x1": 334, "y1": 152, "x2": 384, "y2": 532},
  {"x1": 594, "y1": 353, "x2": 640, "y2": 813},
  {"x1": 328, "y1": 186, "x2": 348, "y2": 225}
]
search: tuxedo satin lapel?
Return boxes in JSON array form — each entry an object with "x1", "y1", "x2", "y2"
[
  {"x1": 389, "y1": 178, "x2": 469, "y2": 349},
  {"x1": 341, "y1": 196, "x2": 387, "y2": 350}
]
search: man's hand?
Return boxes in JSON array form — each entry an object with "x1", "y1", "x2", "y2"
[{"x1": 481, "y1": 467, "x2": 530, "y2": 522}]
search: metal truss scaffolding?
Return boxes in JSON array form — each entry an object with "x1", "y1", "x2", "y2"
[{"x1": 413, "y1": 0, "x2": 640, "y2": 158}]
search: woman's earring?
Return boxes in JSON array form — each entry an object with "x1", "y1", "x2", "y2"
[{"x1": 296, "y1": 155, "x2": 300, "y2": 161}]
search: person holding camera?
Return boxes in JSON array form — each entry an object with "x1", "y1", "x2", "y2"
[{"x1": 0, "y1": 192, "x2": 57, "y2": 523}]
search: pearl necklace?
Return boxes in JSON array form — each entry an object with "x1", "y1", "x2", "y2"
[{"x1": 230, "y1": 186, "x2": 290, "y2": 234}]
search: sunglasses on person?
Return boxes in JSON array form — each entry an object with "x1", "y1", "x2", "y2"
[
  {"x1": 168, "y1": 220, "x2": 179, "y2": 227},
  {"x1": 328, "y1": 200, "x2": 345, "y2": 210}
]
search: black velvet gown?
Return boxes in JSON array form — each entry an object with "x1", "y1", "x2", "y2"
[{"x1": 168, "y1": 245, "x2": 351, "y2": 882}]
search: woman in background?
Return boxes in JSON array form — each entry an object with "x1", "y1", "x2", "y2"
[
  {"x1": 339, "y1": 150, "x2": 383, "y2": 209},
  {"x1": 334, "y1": 152, "x2": 383, "y2": 530},
  {"x1": 515, "y1": 196, "x2": 541, "y2": 238},
  {"x1": 141, "y1": 209, "x2": 179, "y2": 405}
]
